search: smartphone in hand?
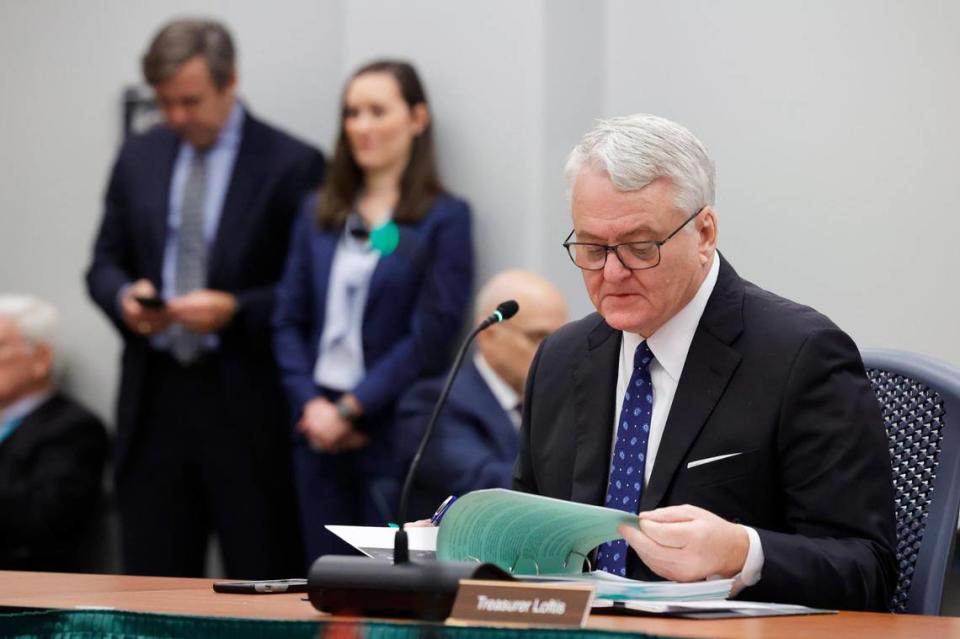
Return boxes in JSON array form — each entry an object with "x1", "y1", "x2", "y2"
[
  {"x1": 134, "y1": 295, "x2": 166, "y2": 310},
  {"x1": 212, "y1": 578, "x2": 308, "y2": 594}
]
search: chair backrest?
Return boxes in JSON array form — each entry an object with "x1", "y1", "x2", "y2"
[{"x1": 861, "y1": 348, "x2": 960, "y2": 615}]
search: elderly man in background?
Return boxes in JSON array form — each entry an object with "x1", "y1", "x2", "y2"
[
  {"x1": 86, "y1": 19, "x2": 324, "y2": 578},
  {"x1": 514, "y1": 114, "x2": 896, "y2": 611},
  {"x1": 0, "y1": 295, "x2": 108, "y2": 572},
  {"x1": 395, "y1": 269, "x2": 567, "y2": 519}
]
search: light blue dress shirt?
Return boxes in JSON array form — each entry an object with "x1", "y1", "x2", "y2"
[
  {"x1": 151, "y1": 101, "x2": 245, "y2": 352},
  {"x1": 314, "y1": 213, "x2": 381, "y2": 392}
]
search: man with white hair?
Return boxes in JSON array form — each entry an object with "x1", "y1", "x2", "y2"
[
  {"x1": 395, "y1": 270, "x2": 567, "y2": 519},
  {"x1": 0, "y1": 295, "x2": 108, "y2": 571},
  {"x1": 513, "y1": 114, "x2": 896, "y2": 611}
]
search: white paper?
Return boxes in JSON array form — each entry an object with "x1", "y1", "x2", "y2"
[
  {"x1": 325, "y1": 525, "x2": 437, "y2": 562},
  {"x1": 592, "y1": 598, "x2": 829, "y2": 615}
]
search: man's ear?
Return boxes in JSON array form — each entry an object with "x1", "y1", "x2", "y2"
[
  {"x1": 697, "y1": 206, "x2": 718, "y2": 265},
  {"x1": 32, "y1": 343, "x2": 53, "y2": 381}
]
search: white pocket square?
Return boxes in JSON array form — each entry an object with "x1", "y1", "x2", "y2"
[{"x1": 687, "y1": 452, "x2": 742, "y2": 469}]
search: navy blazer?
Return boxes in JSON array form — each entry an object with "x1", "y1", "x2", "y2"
[
  {"x1": 85, "y1": 110, "x2": 325, "y2": 471},
  {"x1": 395, "y1": 359, "x2": 518, "y2": 519},
  {"x1": 514, "y1": 255, "x2": 897, "y2": 611},
  {"x1": 272, "y1": 193, "x2": 473, "y2": 429}
]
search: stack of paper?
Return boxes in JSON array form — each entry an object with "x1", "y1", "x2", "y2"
[
  {"x1": 520, "y1": 571, "x2": 733, "y2": 602},
  {"x1": 591, "y1": 599, "x2": 833, "y2": 618},
  {"x1": 584, "y1": 571, "x2": 733, "y2": 601}
]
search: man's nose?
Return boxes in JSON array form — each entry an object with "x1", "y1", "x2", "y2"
[
  {"x1": 602, "y1": 249, "x2": 631, "y2": 280},
  {"x1": 164, "y1": 105, "x2": 188, "y2": 128}
]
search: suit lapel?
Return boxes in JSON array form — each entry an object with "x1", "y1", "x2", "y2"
[
  {"x1": 570, "y1": 317, "x2": 621, "y2": 506},
  {"x1": 640, "y1": 256, "x2": 745, "y2": 510},
  {"x1": 208, "y1": 113, "x2": 265, "y2": 286},
  {"x1": 1, "y1": 394, "x2": 59, "y2": 454},
  {"x1": 311, "y1": 231, "x2": 338, "y2": 323},
  {"x1": 365, "y1": 223, "x2": 416, "y2": 306},
  {"x1": 463, "y1": 362, "x2": 518, "y2": 459}
]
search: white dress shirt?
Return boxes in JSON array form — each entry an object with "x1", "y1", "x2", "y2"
[
  {"x1": 611, "y1": 255, "x2": 763, "y2": 590},
  {"x1": 474, "y1": 352, "x2": 521, "y2": 430}
]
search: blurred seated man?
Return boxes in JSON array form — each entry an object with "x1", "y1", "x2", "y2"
[
  {"x1": 395, "y1": 270, "x2": 567, "y2": 519},
  {"x1": 0, "y1": 295, "x2": 108, "y2": 571}
]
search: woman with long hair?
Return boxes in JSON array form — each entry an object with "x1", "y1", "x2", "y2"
[{"x1": 273, "y1": 60, "x2": 473, "y2": 562}]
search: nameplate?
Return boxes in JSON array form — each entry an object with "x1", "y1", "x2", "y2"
[{"x1": 447, "y1": 579, "x2": 594, "y2": 628}]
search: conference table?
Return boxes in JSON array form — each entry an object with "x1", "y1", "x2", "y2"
[{"x1": 2, "y1": 571, "x2": 960, "y2": 638}]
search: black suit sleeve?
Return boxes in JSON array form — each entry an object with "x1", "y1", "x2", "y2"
[{"x1": 743, "y1": 327, "x2": 898, "y2": 611}]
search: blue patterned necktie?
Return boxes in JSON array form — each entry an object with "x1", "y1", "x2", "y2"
[{"x1": 596, "y1": 341, "x2": 654, "y2": 576}]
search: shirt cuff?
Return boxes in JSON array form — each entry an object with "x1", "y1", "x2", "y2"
[{"x1": 729, "y1": 525, "x2": 764, "y2": 596}]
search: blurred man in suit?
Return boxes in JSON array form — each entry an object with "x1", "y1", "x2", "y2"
[
  {"x1": 0, "y1": 296, "x2": 108, "y2": 571},
  {"x1": 395, "y1": 270, "x2": 567, "y2": 519},
  {"x1": 86, "y1": 19, "x2": 324, "y2": 578},
  {"x1": 514, "y1": 114, "x2": 896, "y2": 610}
]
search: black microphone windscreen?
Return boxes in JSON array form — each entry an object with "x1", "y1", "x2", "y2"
[{"x1": 496, "y1": 300, "x2": 519, "y2": 321}]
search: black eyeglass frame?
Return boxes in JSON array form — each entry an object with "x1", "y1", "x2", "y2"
[{"x1": 562, "y1": 206, "x2": 705, "y2": 271}]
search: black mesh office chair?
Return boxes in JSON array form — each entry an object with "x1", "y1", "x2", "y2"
[{"x1": 862, "y1": 348, "x2": 960, "y2": 614}]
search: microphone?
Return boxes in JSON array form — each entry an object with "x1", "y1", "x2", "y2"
[
  {"x1": 476, "y1": 299, "x2": 519, "y2": 331},
  {"x1": 394, "y1": 299, "x2": 519, "y2": 562},
  {"x1": 307, "y1": 300, "x2": 520, "y2": 620}
]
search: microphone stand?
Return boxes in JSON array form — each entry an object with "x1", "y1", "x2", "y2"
[{"x1": 307, "y1": 301, "x2": 519, "y2": 620}]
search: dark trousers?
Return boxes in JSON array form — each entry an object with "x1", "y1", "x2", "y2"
[
  {"x1": 116, "y1": 352, "x2": 302, "y2": 579},
  {"x1": 293, "y1": 440, "x2": 399, "y2": 566}
]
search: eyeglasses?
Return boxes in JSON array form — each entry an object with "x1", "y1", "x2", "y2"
[{"x1": 562, "y1": 207, "x2": 704, "y2": 271}]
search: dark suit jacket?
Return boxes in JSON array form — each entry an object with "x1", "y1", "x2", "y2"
[
  {"x1": 272, "y1": 192, "x2": 473, "y2": 465},
  {"x1": 85, "y1": 109, "x2": 324, "y2": 472},
  {"x1": 0, "y1": 393, "x2": 108, "y2": 571},
  {"x1": 395, "y1": 359, "x2": 518, "y2": 519},
  {"x1": 513, "y1": 256, "x2": 897, "y2": 611}
]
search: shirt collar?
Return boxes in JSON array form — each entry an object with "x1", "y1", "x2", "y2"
[
  {"x1": 473, "y1": 352, "x2": 518, "y2": 415},
  {"x1": 1, "y1": 389, "x2": 53, "y2": 424},
  {"x1": 623, "y1": 255, "x2": 720, "y2": 381},
  {"x1": 182, "y1": 100, "x2": 244, "y2": 157}
]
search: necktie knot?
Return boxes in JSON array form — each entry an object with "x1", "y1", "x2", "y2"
[{"x1": 633, "y1": 341, "x2": 654, "y2": 371}]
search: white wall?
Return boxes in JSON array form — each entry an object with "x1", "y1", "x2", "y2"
[
  {"x1": 341, "y1": 0, "x2": 547, "y2": 287},
  {"x1": 1, "y1": 0, "x2": 958, "y2": 425},
  {"x1": 0, "y1": 0, "x2": 343, "y2": 421},
  {"x1": 604, "y1": 0, "x2": 960, "y2": 362}
]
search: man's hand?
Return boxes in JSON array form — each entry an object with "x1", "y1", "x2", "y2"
[
  {"x1": 121, "y1": 279, "x2": 171, "y2": 336},
  {"x1": 297, "y1": 397, "x2": 369, "y2": 453},
  {"x1": 166, "y1": 290, "x2": 237, "y2": 333},
  {"x1": 620, "y1": 504, "x2": 749, "y2": 582}
]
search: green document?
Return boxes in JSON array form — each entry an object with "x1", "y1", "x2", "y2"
[{"x1": 436, "y1": 488, "x2": 638, "y2": 575}]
